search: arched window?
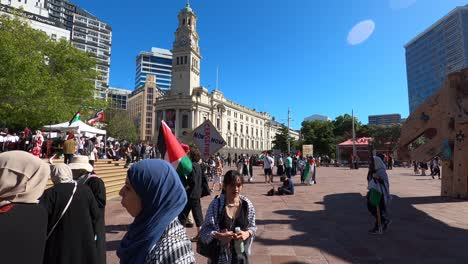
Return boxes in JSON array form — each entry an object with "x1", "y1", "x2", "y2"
[
  {"x1": 182, "y1": 19, "x2": 185, "y2": 25},
  {"x1": 188, "y1": 18, "x2": 191, "y2": 25}
]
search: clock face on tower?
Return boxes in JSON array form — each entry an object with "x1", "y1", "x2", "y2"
[{"x1": 179, "y1": 36, "x2": 189, "y2": 47}]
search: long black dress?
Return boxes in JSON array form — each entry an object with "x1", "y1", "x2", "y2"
[
  {"x1": 40, "y1": 183, "x2": 100, "y2": 264},
  {"x1": 86, "y1": 177, "x2": 107, "y2": 264},
  {"x1": 0, "y1": 203, "x2": 48, "y2": 264}
]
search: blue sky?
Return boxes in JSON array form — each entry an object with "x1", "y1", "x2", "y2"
[{"x1": 73, "y1": 0, "x2": 467, "y2": 129}]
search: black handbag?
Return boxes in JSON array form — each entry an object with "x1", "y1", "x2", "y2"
[{"x1": 197, "y1": 196, "x2": 221, "y2": 260}]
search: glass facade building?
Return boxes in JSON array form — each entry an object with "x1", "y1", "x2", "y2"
[
  {"x1": 405, "y1": 6, "x2": 468, "y2": 113},
  {"x1": 135, "y1": 47, "x2": 172, "y2": 90},
  {"x1": 108, "y1": 87, "x2": 131, "y2": 110}
]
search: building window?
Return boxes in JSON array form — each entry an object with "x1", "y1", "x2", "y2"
[
  {"x1": 147, "y1": 106, "x2": 153, "y2": 111},
  {"x1": 251, "y1": 127, "x2": 253, "y2": 135},
  {"x1": 227, "y1": 110, "x2": 231, "y2": 116},
  {"x1": 252, "y1": 140, "x2": 254, "y2": 149},
  {"x1": 246, "y1": 140, "x2": 249, "y2": 148},
  {"x1": 146, "y1": 118, "x2": 152, "y2": 123},
  {"x1": 256, "y1": 141, "x2": 259, "y2": 149},
  {"x1": 146, "y1": 124, "x2": 152, "y2": 129},
  {"x1": 182, "y1": 114, "x2": 189, "y2": 128},
  {"x1": 227, "y1": 121, "x2": 231, "y2": 130},
  {"x1": 228, "y1": 136, "x2": 231, "y2": 147},
  {"x1": 216, "y1": 118, "x2": 221, "y2": 130},
  {"x1": 234, "y1": 123, "x2": 237, "y2": 132},
  {"x1": 240, "y1": 114, "x2": 243, "y2": 120},
  {"x1": 234, "y1": 137, "x2": 238, "y2": 148},
  {"x1": 177, "y1": 57, "x2": 179, "y2": 65},
  {"x1": 240, "y1": 125, "x2": 243, "y2": 133},
  {"x1": 184, "y1": 56, "x2": 187, "y2": 64},
  {"x1": 256, "y1": 129, "x2": 258, "y2": 136},
  {"x1": 261, "y1": 130, "x2": 263, "y2": 137},
  {"x1": 241, "y1": 138, "x2": 244, "y2": 148},
  {"x1": 246, "y1": 126, "x2": 248, "y2": 135}
]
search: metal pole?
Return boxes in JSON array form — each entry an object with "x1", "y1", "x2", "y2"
[
  {"x1": 287, "y1": 107, "x2": 290, "y2": 153},
  {"x1": 352, "y1": 110, "x2": 356, "y2": 157}
]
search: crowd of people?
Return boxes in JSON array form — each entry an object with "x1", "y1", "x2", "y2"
[{"x1": 412, "y1": 157, "x2": 441, "y2": 179}]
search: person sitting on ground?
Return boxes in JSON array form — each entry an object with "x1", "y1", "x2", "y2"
[
  {"x1": 0, "y1": 151, "x2": 50, "y2": 264},
  {"x1": 117, "y1": 159, "x2": 195, "y2": 264},
  {"x1": 277, "y1": 176, "x2": 295, "y2": 195}
]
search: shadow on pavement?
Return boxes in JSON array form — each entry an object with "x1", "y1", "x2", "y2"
[{"x1": 255, "y1": 193, "x2": 468, "y2": 263}]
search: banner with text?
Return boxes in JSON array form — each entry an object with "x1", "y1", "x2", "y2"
[
  {"x1": 302, "y1": 144, "x2": 314, "y2": 156},
  {"x1": 192, "y1": 120, "x2": 226, "y2": 158}
]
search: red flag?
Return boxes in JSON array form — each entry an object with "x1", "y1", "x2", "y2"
[{"x1": 297, "y1": 150, "x2": 301, "y2": 158}]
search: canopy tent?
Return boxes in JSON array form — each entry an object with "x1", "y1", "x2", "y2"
[{"x1": 42, "y1": 120, "x2": 106, "y2": 135}]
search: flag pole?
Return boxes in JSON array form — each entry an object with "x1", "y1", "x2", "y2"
[{"x1": 352, "y1": 110, "x2": 356, "y2": 158}]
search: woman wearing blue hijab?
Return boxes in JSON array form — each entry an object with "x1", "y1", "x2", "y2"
[{"x1": 117, "y1": 160, "x2": 195, "y2": 264}]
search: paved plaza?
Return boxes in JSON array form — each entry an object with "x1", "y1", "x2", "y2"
[{"x1": 105, "y1": 166, "x2": 468, "y2": 263}]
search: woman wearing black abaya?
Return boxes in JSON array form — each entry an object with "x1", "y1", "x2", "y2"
[
  {"x1": 69, "y1": 156, "x2": 106, "y2": 264},
  {"x1": 41, "y1": 164, "x2": 100, "y2": 264}
]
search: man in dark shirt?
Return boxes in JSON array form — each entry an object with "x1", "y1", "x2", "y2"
[{"x1": 277, "y1": 176, "x2": 294, "y2": 195}]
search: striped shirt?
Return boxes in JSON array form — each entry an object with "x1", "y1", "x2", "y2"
[{"x1": 144, "y1": 219, "x2": 195, "y2": 264}]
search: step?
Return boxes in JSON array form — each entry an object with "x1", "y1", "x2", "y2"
[
  {"x1": 98, "y1": 170, "x2": 128, "y2": 178},
  {"x1": 101, "y1": 176, "x2": 126, "y2": 186},
  {"x1": 94, "y1": 166, "x2": 128, "y2": 174}
]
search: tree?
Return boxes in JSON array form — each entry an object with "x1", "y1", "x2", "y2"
[
  {"x1": 105, "y1": 110, "x2": 138, "y2": 142},
  {"x1": 272, "y1": 125, "x2": 295, "y2": 152},
  {"x1": 301, "y1": 120, "x2": 335, "y2": 156},
  {"x1": 332, "y1": 114, "x2": 362, "y2": 144},
  {"x1": 0, "y1": 13, "x2": 104, "y2": 129},
  {"x1": 368, "y1": 124, "x2": 402, "y2": 152}
]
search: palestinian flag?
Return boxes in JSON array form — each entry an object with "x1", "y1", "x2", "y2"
[
  {"x1": 157, "y1": 121, "x2": 192, "y2": 181},
  {"x1": 87, "y1": 109, "x2": 105, "y2": 125},
  {"x1": 301, "y1": 158, "x2": 315, "y2": 183},
  {"x1": 296, "y1": 150, "x2": 302, "y2": 158},
  {"x1": 68, "y1": 111, "x2": 81, "y2": 126}
]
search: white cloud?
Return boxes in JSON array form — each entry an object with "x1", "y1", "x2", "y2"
[
  {"x1": 347, "y1": 20, "x2": 375, "y2": 45},
  {"x1": 389, "y1": 0, "x2": 417, "y2": 10}
]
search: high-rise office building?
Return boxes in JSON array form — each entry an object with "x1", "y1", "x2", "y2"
[
  {"x1": 0, "y1": 0, "x2": 112, "y2": 99},
  {"x1": 135, "y1": 47, "x2": 172, "y2": 90},
  {"x1": 405, "y1": 5, "x2": 468, "y2": 113},
  {"x1": 0, "y1": 0, "x2": 70, "y2": 40},
  {"x1": 368, "y1": 114, "x2": 401, "y2": 125},
  {"x1": 108, "y1": 87, "x2": 131, "y2": 110}
]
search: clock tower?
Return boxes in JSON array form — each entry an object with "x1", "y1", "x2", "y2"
[{"x1": 170, "y1": 3, "x2": 201, "y2": 96}]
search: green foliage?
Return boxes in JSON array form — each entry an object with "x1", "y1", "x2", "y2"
[
  {"x1": 368, "y1": 124, "x2": 402, "y2": 151},
  {"x1": 0, "y1": 14, "x2": 102, "y2": 129},
  {"x1": 301, "y1": 120, "x2": 335, "y2": 156},
  {"x1": 105, "y1": 109, "x2": 138, "y2": 142},
  {"x1": 332, "y1": 114, "x2": 361, "y2": 144},
  {"x1": 272, "y1": 125, "x2": 295, "y2": 152}
]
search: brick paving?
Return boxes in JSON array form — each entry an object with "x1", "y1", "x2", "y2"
[{"x1": 105, "y1": 166, "x2": 468, "y2": 263}]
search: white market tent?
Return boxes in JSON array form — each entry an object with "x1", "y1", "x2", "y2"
[{"x1": 43, "y1": 120, "x2": 106, "y2": 135}]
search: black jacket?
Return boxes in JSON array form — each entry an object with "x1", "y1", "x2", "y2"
[{"x1": 187, "y1": 162, "x2": 204, "y2": 199}]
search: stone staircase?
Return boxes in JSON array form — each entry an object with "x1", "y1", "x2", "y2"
[{"x1": 46, "y1": 159, "x2": 128, "y2": 200}]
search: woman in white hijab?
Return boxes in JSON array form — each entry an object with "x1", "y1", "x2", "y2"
[
  {"x1": 367, "y1": 154, "x2": 392, "y2": 234},
  {"x1": 0, "y1": 151, "x2": 50, "y2": 264}
]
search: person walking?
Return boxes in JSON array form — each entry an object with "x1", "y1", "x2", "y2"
[
  {"x1": 276, "y1": 154, "x2": 284, "y2": 176},
  {"x1": 41, "y1": 164, "x2": 101, "y2": 264},
  {"x1": 263, "y1": 152, "x2": 274, "y2": 183},
  {"x1": 0, "y1": 151, "x2": 50, "y2": 264},
  {"x1": 367, "y1": 155, "x2": 392, "y2": 235},
  {"x1": 179, "y1": 149, "x2": 206, "y2": 242},
  {"x1": 117, "y1": 159, "x2": 195, "y2": 264},
  {"x1": 285, "y1": 153, "x2": 293, "y2": 179}
]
